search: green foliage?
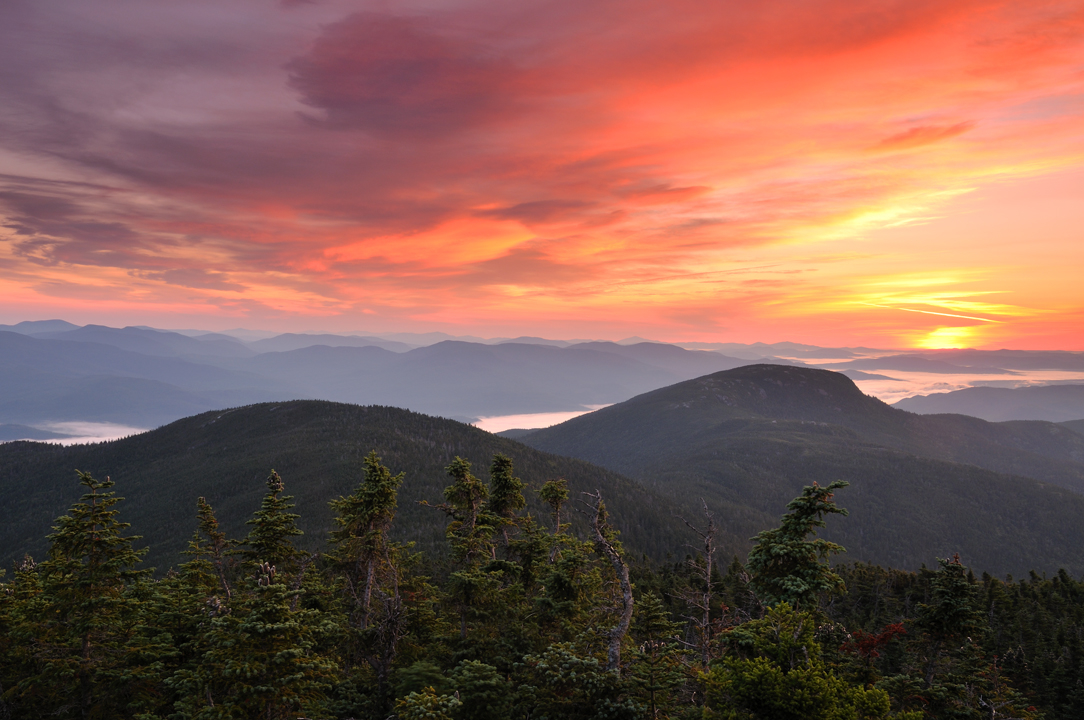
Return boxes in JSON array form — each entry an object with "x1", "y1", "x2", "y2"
[
  {"x1": 1, "y1": 444, "x2": 1083, "y2": 720},
  {"x1": 627, "y1": 592, "x2": 688, "y2": 717},
  {"x1": 395, "y1": 686, "x2": 462, "y2": 720},
  {"x1": 746, "y1": 481, "x2": 849, "y2": 609},
  {"x1": 448, "y1": 660, "x2": 511, "y2": 720},
  {"x1": 170, "y1": 568, "x2": 337, "y2": 719},
  {"x1": 6, "y1": 471, "x2": 151, "y2": 718},
  {"x1": 488, "y1": 453, "x2": 526, "y2": 549},
  {"x1": 440, "y1": 457, "x2": 494, "y2": 565},
  {"x1": 516, "y1": 643, "x2": 642, "y2": 720},
  {"x1": 704, "y1": 603, "x2": 890, "y2": 720}
]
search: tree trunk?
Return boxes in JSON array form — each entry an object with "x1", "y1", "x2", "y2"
[{"x1": 587, "y1": 490, "x2": 634, "y2": 672}]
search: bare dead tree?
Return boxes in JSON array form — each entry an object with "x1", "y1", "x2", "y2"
[
  {"x1": 582, "y1": 489, "x2": 634, "y2": 672},
  {"x1": 674, "y1": 498, "x2": 719, "y2": 667}
]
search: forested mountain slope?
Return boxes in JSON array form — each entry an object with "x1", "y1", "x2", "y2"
[
  {"x1": 519, "y1": 365, "x2": 1084, "y2": 576},
  {"x1": 0, "y1": 401, "x2": 684, "y2": 570}
]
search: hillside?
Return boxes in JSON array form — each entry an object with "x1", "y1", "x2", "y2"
[
  {"x1": 519, "y1": 365, "x2": 1084, "y2": 576},
  {"x1": 0, "y1": 401, "x2": 686, "y2": 571},
  {"x1": 894, "y1": 384, "x2": 1084, "y2": 422}
]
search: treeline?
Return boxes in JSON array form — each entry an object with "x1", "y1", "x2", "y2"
[{"x1": 0, "y1": 454, "x2": 1081, "y2": 719}]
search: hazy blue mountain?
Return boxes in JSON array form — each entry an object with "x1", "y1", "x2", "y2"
[
  {"x1": 0, "y1": 332, "x2": 292, "y2": 425},
  {"x1": 566, "y1": 341, "x2": 756, "y2": 376},
  {"x1": 34, "y1": 324, "x2": 255, "y2": 358},
  {"x1": 0, "y1": 401, "x2": 686, "y2": 571},
  {"x1": 0, "y1": 319, "x2": 80, "y2": 334},
  {"x1": 0, "y1": 332, "x2": 270, "y2": 390},
  {"x1": 366, "y1": 330, "x2": 490, "y2": 345},
  {"x1": 201, "y1": 341, "x2": 735, "y2": 420},
  {"x1": 677, "y1": 341, "x2": 865, "y2": 359},
  {"x1": 894, "y1": 384, "x2": 1084, "y2": 422},
  {"x1": 920, "y1": 349, "x2": 1084, "y2": 372},
  {"x1": 494, "y1": 336, "x2": 572, "y2": 347},
  {"x1": 0, "y1": 372, "x2": 279, "y2": 427},
  {"x1": 517, "y1": 365, "x2": 1084, "y2": 575},
  {"x1": 248, "y1": 332, "x2": 415, "y2": 353},
  {"x1": 1064, "y1": 419, "x2": 1084, "y2": 436},
  {"x1": 840, "y1": 369, "x2": 898, "y2": 381},
  {"x1": 376, "y1": 341, "x2": 680, "y2": 417},
  {"x1": 822, "y1": 354, "x2": 1017, "y2": 374}
]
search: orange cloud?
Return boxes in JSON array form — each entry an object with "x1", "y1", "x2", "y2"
[{"x1": 872, "y1": 122, "x2": 976, "y2": 152}]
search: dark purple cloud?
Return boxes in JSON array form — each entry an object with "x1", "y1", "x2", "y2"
[{"x1": 288, "y1": 12, "x2": 523, "y2": 139}]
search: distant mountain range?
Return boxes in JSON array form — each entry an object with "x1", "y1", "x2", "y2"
[
  {"x1": 0, "y1": 324, "x2": 782, "y2": 427},
  {"x1": 1, "y1": 320, "x2": 1083, "y2": 431},
  {"x1": 515, "y1": 364, "x2": 1084, "y2": 576},
  {"x1": 893, "y1": 384, "x2": 1084, "y2": 422}
]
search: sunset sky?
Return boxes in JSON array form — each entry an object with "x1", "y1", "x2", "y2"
[{"x1": 1, "y1": 0, "x2": 1082, "y2": 348}]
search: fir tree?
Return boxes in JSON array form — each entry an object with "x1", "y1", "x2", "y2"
[
  {"x1": 328, "y1": 451, "x2": 406, "y2": 711},
  {"x1": 11, "y1": 471, "x2": 148, "y2": 718},
  {"x1": 173, "y1": 563, "x2": 337, "y2": 719},
  {"x1": 627, "y1": 592, "x2": 687, "y2": 718},
  {"x1": 238, "y1": 470, "x2": 305, "y2": 579},
  {"x1": 488, "y1": 454, "x2": 526, "y2": 552},
  {"x1": 437, "y1": 457, "x2": 494, "y2": 565},
  {"x1": 746, "y1": 481, "x2": 849, "y2": 610},
  {"x1": 448, "y1": 660, "x2": 511, "y2": 720},
  {"x1": 538, "y1": 478, "x2": 571, "y2": 563},
  {"x1": 194, "y1": 496, "x2": 234, "y2": 600},
  {"x1": 329, "y1": 451, "x2": 404, "y2": 630}
]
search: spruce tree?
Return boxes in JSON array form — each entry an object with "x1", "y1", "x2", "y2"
[
  {"x1": 11, "y1": 471, "x2": 148, "y2": 718},
  {"x1": 432, "y1": 457, "x2": 499, "y2": 640},
  {"x1": 438, "y1": 457, "x2": 494, "y2": 565},
  {"x1": 627, "y1": 592, "x2": 687, "y2": 718},
  {"x1": 746, "y1": 481, "x2": 849, "y2": 609},
  {"x1": 328, "y1": 451, "x2": 406, "y2": 711},
  {"x1": 238, "y1": 470, "x2": 305, "y2": 578},
  {"x1": 488, "y1": 454, "x2": 525, "y2": 551},
  {"x1": 193, "y1": 496, "x2": 234, "y2": 600},
  {"x1": 173, "y1": 564, "x2": 337, "y2": 719}
]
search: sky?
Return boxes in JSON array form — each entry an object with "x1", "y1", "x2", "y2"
[{"x1": 1, "y1": 0, "x2": 1082, "y2": 349}]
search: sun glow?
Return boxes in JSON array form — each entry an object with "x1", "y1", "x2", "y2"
[{"x1": 914, "y1": 325, "x2": 985, "y2": 349}]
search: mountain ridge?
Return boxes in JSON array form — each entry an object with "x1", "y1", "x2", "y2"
[
  {"x1": 0, "y1": 400, "x2": 687, "y2": 571},
  {"x1": 517, "y1": 364, "x2": 1084, "y2": 575}
]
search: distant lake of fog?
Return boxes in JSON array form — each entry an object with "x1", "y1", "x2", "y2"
[
  {"x1": 474, "y1": 405, "x2": 611, "y2": 433},
  {"x1": 848, "y1": 369, "x2": 1084, "y2": 404},
  {"x1": 23, "y1": 422, "x2": 147, "y2": 446}
]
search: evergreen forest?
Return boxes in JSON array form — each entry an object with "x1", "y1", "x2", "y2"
[{"x1": 1, "y1": 452, "x2": 1082, "y2": 719}]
